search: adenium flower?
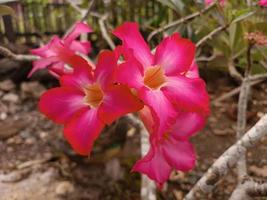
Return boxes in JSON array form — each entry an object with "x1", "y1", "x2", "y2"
[
  {"x1": 39, "y1": 50, "x2": 143, "y2": 155},
  {"x1": 113, "y1": 22, "x2": 209, "y2": 136},
  {"x1": 259, "y1": 0, "x2": 267, "y2": 6},
  {"x1": 30, "y1": 22, "x2": 92, "y2": 78},
  {"x1": 205, "y1": 0, "x2": 225, "y2": 6},
  {"x1": 132, "y1": 106, "x2": 206, "y2": 187}
]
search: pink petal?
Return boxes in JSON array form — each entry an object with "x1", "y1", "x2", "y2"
[
  {"x1": 113, "y1": 22, "x2": 153, "y2": 68},
  {"x1": 94, "y1": 50, "x2": 118, "y2": 89},
  {"x1": 162, "y1": 75, "x2": 210, "y2": 115},
  {"x1": 170, "y1": 112, "x2": 206, "y2": 140},
  {"x1": 132, "y1": 145, "x2": 172, "y2": 187},
  {"x1": 64, "y1": 108, "x2": 104, "y2": 155},
  {"x1": 139, "y1": 106, "x2": 154, "y2": 133},
  {"x1": 115, "y1": 56, "x2": 144, "y2": 90},
  {"x1": 185, "y1": 61, "x2": 199, "y2": 78},
  {"x1": 154, "y1": 33, "x2": 196, "y2": 76},
  {"x1": 28, "y1": 57, "x2": 59, "y2": 77},
  {"x1": 38, "y1": 87, "x2": 86, "y2": 124},
  {"x1": 98, "y1": 85, "x2": 143, "y2": 125},
  {"x1": 63, "y1": 21, "x2": 93, "y2": 45},
  {"x1": 48, "y1": 62, "x2": 73, "y2": 78},
  {"x1": 162, "y1": 139, "x2": 196, "y2": 171},
  {"x1": 60, "y1": 64, "x2": 93, "y2": 90},
  {"x1": 69, "y1": 40, "x2": 92, "y2": 55},
  {"x1": 30, "y1": 36, "x2": 59, "y2": 57},
  {"x1": 259, "y1": 0, "x2": 267, "y2": 6},
  {"x1": 138, "y1": 88, "x2": 177, "y2": 134}
]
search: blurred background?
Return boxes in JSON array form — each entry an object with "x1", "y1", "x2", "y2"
[{"x1": 0, "y1": 0, "x2": 267, "y2": 200}]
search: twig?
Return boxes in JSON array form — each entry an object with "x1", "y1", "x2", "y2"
[
  {"x1": 228, "y1": 58, "x2": 243, "y2": 82},
  {"x1": 229, "y1": 179, "x2": 267, "y2": 200},
  {"x1": 0, "y1": 46, "x2": 38, "y2": 61},
  {"x1": 64, "y1": 0, "x2": 95, "y2": 38},
  {"x1": 212, "y1": 79, "x2": 263, "y2": 104},
  {"x1": 147, "y1": 2, "x2": 216, "y2": 41},
  {"x1": 126, "y1": 114, "x2": 156, "y2": 200},
  {"x1": 98, "y1": 14, "x2": 116, "y2": 50},
  {"x1": 196, "y1": 24, "x2": 229, "y2": 47},
  {"x1": 236, "y1": 77, "x2": 250, "y2": 181},
  {"x1": 236, "y1": 44, "x2": 253, "y2": 183},
  {"x1": 196, "y1": 54, "x2": 216, "y2": 62},
  {"x1": 81, "y1": 0, "x2": 96, "y2": 22},
  {"x1": 184, "y1": 114, "x2": 267, "y2": 200}
]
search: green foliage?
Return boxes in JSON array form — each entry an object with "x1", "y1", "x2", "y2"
[{"x1": 156, "y1": 0, "x2": 267, "y2": 75}]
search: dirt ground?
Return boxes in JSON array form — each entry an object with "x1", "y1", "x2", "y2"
[{"x1": 0, "y1": 64, "x2": 267, "y2": 200}]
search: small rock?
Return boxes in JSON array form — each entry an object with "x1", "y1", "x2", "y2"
[
  {"x1": 55, "y1": 181, "x2": 74, "y2": 195},
  {"x1": 2, "y1": 93, "x2": 19, "y2": 103},
  {"x1": 0, "y1": 80, "x2": 15, "y2": 91},
  {"x1": 173, "y1": 189, "x2": 183, "y2": 200},
  {"x1": 0, "y1": 112, "x2": 7, "y2": 120},
  {"x1": 105, "y1": 158, "x2": 123, "y2": 181},
  {"x1": 20, "y1": 81, "x2": 46, "y2": 99},
  {"x1": 25, "y1": 137, "x2": 36, "y2": 145},
  {"x1": 39, "y1": 131, "x2": 48, "y2": 140},
  {"x1": 249, "y1": 165, "x2": 267, "y2": 177}
]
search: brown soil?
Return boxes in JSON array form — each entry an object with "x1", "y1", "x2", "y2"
[{"x1": 1, "y1": 70, "x2": 267, "y2": 200}]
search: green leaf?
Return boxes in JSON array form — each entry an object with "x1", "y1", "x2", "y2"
[
  {"x1": 232, "y1": 11, "x2": 255, "y2": 24},
  {"x1": 0, "y1": 5, "x2": 15, "y2": 16},
  {"x1": 156, "y1": 0, "x2": 184, "y2": 13}
]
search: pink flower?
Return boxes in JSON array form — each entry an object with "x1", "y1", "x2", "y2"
[
  {"x1": 30, "y1": 22, "x2": 93, "y2": 77},
  {"x1": 132, "y1": 106, "x2": 206, "y2": 187},
  {"x1": 39, "y1": 50, "x2": 143, "y2": 155},
  {"x1": 259, "y1": 0, "x2": 267, "y2": 6},
  {"x1": 113, "y1": 22, "x2": 209, "y2": 136},
  {"x1": 205, "y1": 0, "x2": 225, "y2": 6}
]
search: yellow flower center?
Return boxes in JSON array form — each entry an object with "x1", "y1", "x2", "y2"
[
  {"x1": 83, "y1": 83, "x2": 104, "y2": 108},
  {"x1": 143, "y1": 65, "x2": 166, "y2": 90}
]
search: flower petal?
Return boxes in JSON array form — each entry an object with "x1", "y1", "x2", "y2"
[
  {"x1": 170, "y1": 112, "x2": 206, "y2": 140},
  {"x1": 28, "y1": 57, "x2": 59, "y2": 77},
  {"x1": 63, "y1": 21, "x2": 93, "y2": 45},
  {"x1": 113, "y1": 22, "x2": 153, "y2": 68},
  {"x1": 38, "y1": 87, "x2": 86, "y2": 124},
  {"x1": 69, "y1": 40, "x2": 92, "y2": 55},
  {"x1": 154, "y1": 33, "x2": 195, "y2": 75},
  {"x1": 64, "y1": 108, "x2": 104, "y2": 155},
  {"x1": 138, "y1": 88, "x2": 177, "y2": 134},
  {"x1": 185, "y1": 61, "x2": 199, "y2": 78},
  {"x1": 132, "y1": 145, "x2": 172, "y2": 188},
  {"x1": 98, "y1": 85, "x2": 143, "y2": 125},
  {"x1": 48, "y1": 62, "x2": 73, "y2": 78},
  {"x1": 94, "y1": 50, "x2": 118, "y2": 89},
  {"x1": 139, "y1": 106, "x2": 154, "y2": 133},
  {"x1": 162, "y1": 139, "x2": 196, "y2": 171},
  {"x1": 115, "y1": 57, "x2": 144, "y2": 90},
  {"x1": 162, "y1": 75, "x2": 210, "y2": 115}
]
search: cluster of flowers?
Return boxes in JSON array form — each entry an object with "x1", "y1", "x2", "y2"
[
  {"x1": 205, "y1": 0, "x2": 267, "y2": 6},
  {"x1": 30, "y1": 21, "x2": 210, "y2": 187}
]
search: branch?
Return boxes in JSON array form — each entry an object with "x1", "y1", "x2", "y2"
[
  {"x1": 0, "y1": 46, "x2": 38, "y2": 62},
  {"x1": 196, "y1": 24, "x2": 229, "y2": 47},
  {"x1": 184, "y1": 114, "x2": 267, "y2": 200},
  {"x1": 212, "y1": 79, "x2": 263, "y2": 104},
  {"x1": 236, "y1": 77, "x2": 250, "y2": 181},
  {"x1": 229, "y1": 179, "x2": 267, "y2": 200},
  {"x1": 147, "y1": 2, "x2": 216, "y2": 41},
  {"x1": 228, "y1": 58, "x2": 243, "y2": 82},
  {"x1": 126, "y1": 114, "x2": 156, "y2": 200},
  {"x1": 81, "y1": 0, "x2": 96, "y2": 22},
  {"x1": 98, "y1": 14, "x2": 116, "y2": 50}
]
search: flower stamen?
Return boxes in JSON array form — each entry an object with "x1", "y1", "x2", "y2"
[
  {"x1": 144, "y1": 65, "x2": 166, "y2": 90},
  {"x1": 83, "y1": 83, "x2": 104, "y2": 108}
]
